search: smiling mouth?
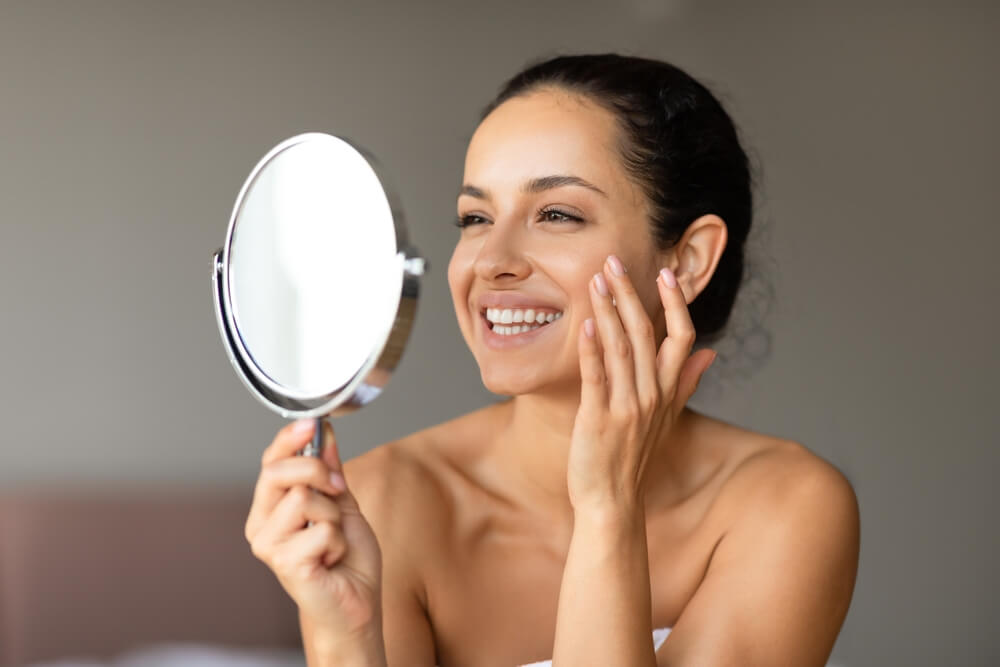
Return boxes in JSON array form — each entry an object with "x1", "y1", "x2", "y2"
[{"x1": 482, "y1": 308, "x2": 564, "y2": 336}]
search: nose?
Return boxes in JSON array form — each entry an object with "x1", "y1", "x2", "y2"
[{"x1": 472, "y1": 219, "x2": 532, "y2": 283}]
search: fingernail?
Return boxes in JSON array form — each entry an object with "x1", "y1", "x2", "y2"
[
  {"x1": 329, "y1": 472, "x2": 346, "y2": 491},
  {"x1": 659, "y1": 267, "x2": 677, "y2": 288},
  {"x1": 293, "y1": 418, "x2": 314, "y2": 433},
  {"x1": 593, "y1": 273, "x2": 609, "y2": 296},
  {"x1": 584, "y1": 318, "x2": 596, "y2": 338},
  {"x1": 606, "y1": 254, "x2": 625, "y2": 277},
  {"x1": 708, "y1": 351, "x2": 718, "y2": 368}
]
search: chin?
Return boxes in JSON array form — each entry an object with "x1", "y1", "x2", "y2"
[
  {"x1": 479, "y1": 366, "x2": 547, "y2": 396},
  {"x1": 478, "y1": 364, "x2": 578, "y2": 398}
]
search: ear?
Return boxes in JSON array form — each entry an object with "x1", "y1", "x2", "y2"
[{"x1": 657, "y1": 214, "x2": 728, "y2": 305}]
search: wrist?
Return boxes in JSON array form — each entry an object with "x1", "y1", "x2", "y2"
[
  {"x1": 310, "y1": 622, "x2": 386, "y2": 667},
  {"x1": 572, "y1": 497, "x2": 645, "y2": 530}
]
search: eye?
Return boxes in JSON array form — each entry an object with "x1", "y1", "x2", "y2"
[
  {"x1": 453, "y1": 207, "x2": 584, "y2": 229},
  {"x1": 454, "y1": 214, "x2": 488, "y2": 228},
  {"x1": 539, "y1": 207, "x2": 583, "y2": 224}
]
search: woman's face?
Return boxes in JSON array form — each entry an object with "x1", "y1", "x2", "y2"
[{"x1": 448, "y1": 87, "x2": 669, "y2": 396}]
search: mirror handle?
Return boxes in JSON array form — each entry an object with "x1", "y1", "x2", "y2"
[{"x1": 299, "y1": 417, "x2": 324, "y2": 458}]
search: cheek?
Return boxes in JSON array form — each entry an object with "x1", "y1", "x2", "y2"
[
  {"x1": 447, "y1": 246, "x2": 474, "y2": 320},
  {"x1": 447, "y1": 244, "x2": 468, "y2": 285}
]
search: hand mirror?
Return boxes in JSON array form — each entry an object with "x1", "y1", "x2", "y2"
[{"x1": 212, "y1": 132, "x2": 426, "y2": 458}]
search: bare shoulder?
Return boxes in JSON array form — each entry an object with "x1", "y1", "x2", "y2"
[
  {"x1": 656, "y1": 425, "x2": 860, "y2": 664},
  {"x1": 705, "y1": 428, "x2": 862, "y2": 610},
  {"x1": 716, "y1": 435, "x2": 860, "y2": 537}
]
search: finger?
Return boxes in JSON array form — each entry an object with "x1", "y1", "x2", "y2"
[
  {"x1": 590, "y1": 270, "x2": 637, "y2": 411},
  {"x1": 320, "y1": 421, "x2": 361, "y2": 513},
  {"x1": 675, "y1": 348, "x2": 717, "y2": 407},
  {"x1": 256, "y1": 485, "x2": 343, "y2": 545},
  {"x1": 655, "y1": 267, "x2": 698, "y2": 399},
  {"x1": 248, "y1": 455, "x2": 345, "y2": 535},
  {"x1": 320, "y1": 420, "x2": 344, "y2": 475},
  {"x1": 603, "y1": 255, "x2": 660, "y2": 404},
  {"x1": 249, "y1": 485, "x2": 338, "y2": 559},
  {"x1": 271, "y1": 520, "x2": 347, "y2": 575},
  {"x1": 262, "y1": 419, "x2": 317, "y2": 466},
  {"x1": 577, "y1": 317, "x2": 608, "y2": 418}
]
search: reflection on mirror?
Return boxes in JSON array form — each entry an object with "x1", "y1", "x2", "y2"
[{"x1": 212, "y1": 132, "x2": 426, "y2": 457}]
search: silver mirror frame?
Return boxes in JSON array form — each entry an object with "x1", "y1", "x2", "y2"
[{"x1": 212, "y1": 132, "x2": 426, "y2": 421}]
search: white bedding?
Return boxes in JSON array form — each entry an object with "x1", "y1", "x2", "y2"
[{"x1": 24, "y1": 643, "x2": 306, "y2": 667}]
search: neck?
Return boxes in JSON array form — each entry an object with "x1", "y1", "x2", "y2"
[{"x1": 488, "y1": 386, "x2": 698, "y2": 529}]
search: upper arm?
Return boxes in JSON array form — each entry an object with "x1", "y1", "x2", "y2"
[
  {"x1": 344, "y1": 448, "x2": 440, "y2": 667},
  {"x1": 656, "y1": 449, "x2": 860, "y2": 667}
]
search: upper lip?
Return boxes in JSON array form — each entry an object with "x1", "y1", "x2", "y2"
[{"x1": 476, "y1": 292, "x2": 563, "y2": 314}]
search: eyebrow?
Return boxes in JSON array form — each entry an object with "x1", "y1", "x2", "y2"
[{"x1": 458, "y1": 174, "x2": 608, "y2": 201}]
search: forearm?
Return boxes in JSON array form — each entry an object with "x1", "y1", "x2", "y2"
[
  {"x1": 300, "y1": 609, "x2": 388, "y2": 667},
  {"x1": 552, "y1": 503, "x2": 656, "y2": 666}
]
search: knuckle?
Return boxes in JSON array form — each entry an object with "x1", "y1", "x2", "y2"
[
  {"x1": 613, "y1": 338, "x2": 632, "y2": 358},
  {"x1": 259, "y1": 464, "x2": 274, "y2": 485},
  {"x1": 636, "y1": 318, "x2": 655, "y2": 342},
  {"x1": 582, "y1": 367, "x2": 605, "y2": 386},
  {"x1": 287, "y1": 485, "x2": 311, "y2": 506},
  {"x1": 314, "y1": 520, "x2": 335, "y2": 541},
  {"x1": 612, "y1": 398, "x2": 639, "y2": 421},
  {"x1": 676, "y1": 328, "x2": 696, "y2": 346},
  {"x1": 249, "y1": 538, "x2": 268, "y2": 562}
]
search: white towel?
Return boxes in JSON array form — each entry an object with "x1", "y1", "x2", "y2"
[{"x1": 518, "y1": 627, "x2": 672, "y2": 667}]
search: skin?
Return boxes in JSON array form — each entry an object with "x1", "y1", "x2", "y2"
[{"x1": 246, "y1": 87, "x2": 860, "y2": 666}]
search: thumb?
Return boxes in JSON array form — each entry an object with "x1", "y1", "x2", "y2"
[
  {"x1": 320, "y1": 419, "x2": 344, "y2": 473},
  {"x1": 320, "y1": 420, "x2": 361, "y2": 511},
  {"x1": 675, "y1": 348, "x2": 717, "y2": 406}
]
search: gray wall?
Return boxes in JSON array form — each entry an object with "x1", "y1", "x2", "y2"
[{"x1": 1, "y1": 1, "x2": 996, "y2": 665}]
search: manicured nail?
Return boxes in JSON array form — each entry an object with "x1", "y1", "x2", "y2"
[
  {"x1": 659, "y1": 267, "x2": 677, "y2": 288},
  {"x1": 606, "y1": 254, "x2": 625, "y2": 277},
  {"x1": 329, "y1": 472, "x2": 346, "y2": 491},
  {"x1": 593, "y1": 273, "x2": 609, "y2": 296},
  {"x1": 293, "y1": 418, "x2": 314, "y2": 433},
  {"x1": 584, "y1": 318, "x2": 596, "y2": 338}
]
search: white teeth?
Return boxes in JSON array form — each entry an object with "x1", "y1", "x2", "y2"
[
  {"x1": 487, "y1": 310, "x2": 565, "y2": 336},
  {"x1": 493, "y1": 324, "x2": 543, "y2": 336},
  {"x1": 485, "y1": 307, "x2": 563, "y2": 325}
]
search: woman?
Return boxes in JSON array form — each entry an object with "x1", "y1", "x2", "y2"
[{"x1": 244, "y1": 53, "x2": 860, "y2": 666}]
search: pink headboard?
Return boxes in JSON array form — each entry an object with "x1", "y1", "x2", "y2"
[{"x1": 0, "y1": 487, "x2": 301, "y2": 666}]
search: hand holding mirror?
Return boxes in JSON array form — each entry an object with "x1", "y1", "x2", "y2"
[{"x1": 212, "y1": 133, "x2": 426, "y2": 457}]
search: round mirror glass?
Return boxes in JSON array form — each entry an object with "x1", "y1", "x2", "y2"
[{"x1": 225, "y1": 134, "x2": 404, "y2": 399}]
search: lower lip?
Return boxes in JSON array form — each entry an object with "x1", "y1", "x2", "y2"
[{"x1": 480, "y1": 313, "x2": 561, "y2": 350}]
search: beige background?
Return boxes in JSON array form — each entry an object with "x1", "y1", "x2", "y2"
[{"x1": 0, "y1": 1, "x2": 996, "y2": 665}]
